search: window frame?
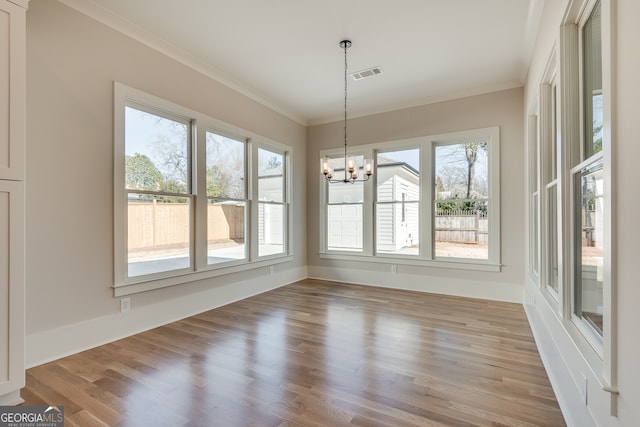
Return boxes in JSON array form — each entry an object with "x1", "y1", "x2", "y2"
[
  {"x1": 321, "y1": 152, "x2": 367, "y2": 255},
  {"x1": 204, "y1": 128, "x2": 250, "y2": 268},
  {"x1": 557, "y1": 0, "x2": 615, "y2": 393},
  {"x1": 569, "y1": 0, "x2": 608, "y2": 354},
  {"x1": 375, "y1": 147, "x2": 421, "y2": 257},
  {"x1": 527, "y1": 100, "x2": 541, "y2": 284},
  {"x1": 540, "y1": 50, "x2": 561, "y2": 303},
  {"x1": 319, "y1": 127, "x2": 500, "y2": 272},
  {"x1": 256, "y1": 145, "x2": 289, "y2": 259},
  {"x1": 114, "y1": 82, "x2": 292, "y2": 296},
  {"x1": 121, "y1": 102, "x2": 196, "y2": 281}
]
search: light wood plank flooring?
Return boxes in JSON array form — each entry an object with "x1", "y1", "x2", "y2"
[{"x1": 22, "y1": 279, "x2": 565, "y2": 426}]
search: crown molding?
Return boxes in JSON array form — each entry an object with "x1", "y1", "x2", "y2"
[
  {"x1": 55, "y1": 0, "x2": 307, "y2": 125},
  {"x1": 9, "y1": 0, "x2": 30, "y2": 9}
]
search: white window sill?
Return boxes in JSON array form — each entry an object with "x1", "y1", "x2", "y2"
[{"x1": 114, "y1": 255, "x2": 293, "y2": 297}]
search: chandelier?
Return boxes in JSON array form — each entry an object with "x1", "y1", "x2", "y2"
[{"x1": 320, "y1": 40, "x2": 374, "y2": 184}]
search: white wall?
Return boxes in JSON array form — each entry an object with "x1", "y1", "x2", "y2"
[
  {"x1": 25, "y1": 0, "x2": 307, "y2": 366},
  {"x1": 523, "y1": 0, "x2": 640, "y2": 425},
  {"x1": 307, "y1": 88, "x2": 525, "y2": 303}
]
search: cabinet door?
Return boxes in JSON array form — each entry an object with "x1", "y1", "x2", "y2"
[
  {"x1": 0, "y1": 0, "x2": 26, "y2": 180},
  {"x1": 0, "y1": 180, "x2": 25, "y2": 404}
]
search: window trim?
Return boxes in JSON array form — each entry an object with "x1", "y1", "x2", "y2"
[
  {"x1": 114, "y1": 82, "x2": 292, "y2": 297},
  {"x1": 319, "y1": 127, "x2": 501, "y2": 272}
]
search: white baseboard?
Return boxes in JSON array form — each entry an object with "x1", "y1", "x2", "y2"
[
  {"x1": 308, "y1": 265, "x2": 523, "y2": 303},
  {"x1": 26, "y1": 267, "x2": 307, "y2": 368},
  {"x1": 524, "y1": 298, "x2": 596, "y2": 427},
  {"x1": 0, "y1": 390, "x2": 24, "y2": 406}
]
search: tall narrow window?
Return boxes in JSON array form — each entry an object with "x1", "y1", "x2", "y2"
[
  {"x1": 124, "y1": 105, "x2": 192, "y2": 278},
  {"x1": 376, "y1": 149, "x2": 420, "y2": 255},
  {"x1": 528, "y1": 113, "x2": 540, "y2": 280},
  {"x1": 258, "y1": 148, "x2": 286, "y2": 257},
  {"x1": 573, "y1": 0, "x2": 604, "y2": 339},
  {"x1": 434, "y1": 140, "x2": 489, "y2": 260},
  {"x1": 545, "y1": 80, "x2": 560, "y2": 295},
  {"x1": 326, "y1": 156, "x2": 364, "y2": 252},
  {"x1": 206, "y1": 131, "x2": 247, "y2": 265}
]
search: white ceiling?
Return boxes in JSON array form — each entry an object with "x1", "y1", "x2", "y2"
[{"x1": 59, "y1": 0, "x2": 544, "y2": 125}]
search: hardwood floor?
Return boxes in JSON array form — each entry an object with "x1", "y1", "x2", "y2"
[{"x1": 22, "y1": 279, "x2": 565, "y2": 426}]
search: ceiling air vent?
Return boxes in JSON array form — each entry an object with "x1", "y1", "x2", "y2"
[{"x1": 350, "y1": 66, "x2": 383, "y2": 81}]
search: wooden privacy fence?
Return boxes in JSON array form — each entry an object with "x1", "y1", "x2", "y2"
[
  {"x1": 435, "y1": 210, "x2": 488, "y2": 245},
  {"x1": 128, "y1": 201, "x2": 244, "y2": 251}
]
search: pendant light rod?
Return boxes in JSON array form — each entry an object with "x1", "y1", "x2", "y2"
[{"x1": 341, "y1": 39, "x2": 351, "y2": 175}]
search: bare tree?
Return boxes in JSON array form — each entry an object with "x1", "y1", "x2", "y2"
[{"x1": 463, "y1": 141, "x2": 487, "y2": 199}]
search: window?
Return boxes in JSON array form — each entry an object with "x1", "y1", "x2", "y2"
[
  {"x1": 206, "y1": 131, "x2": 247, "y2": 265},
  {"x1": 124, "y1": 105, "x2": 193, "y2": 278},
  {"x1": 541, "y1": 55, "x2": 560, "y2": 298},
  {"x1": 114, "y1": 83, "x2": 291, "y2": 295},
  {"x1": 319, "y1": 127, "x2": 500, "y2": 270},
  {"x1": 434, "y1": 140, "x2": 489, "y2": 260},
  {"x1": 258, "y1": 148, "x2": 286, "y2": 257},
  {"x1": 326, "y1": 156, "x2": 364, "y2": 252},
  {"x1": 571, "y1": 0, "x2": 604, "y2": 341},
  {"x1": 376, "y1": 149, "x2": 419, "y2": 256},
  {"x1": 527, "y1": 110, "x2": 540, "y2": 281}
]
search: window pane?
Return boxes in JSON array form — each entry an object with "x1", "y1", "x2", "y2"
[
  {"x1": 377, "y1": 149, "x2": 420, "y2": 202},
  {"x1": 376, "y1": 202, "x2": 419, "y2": 255},
  {"x1": 127, "y1": 194, "x2": 191, "y2": 277},
  {"x1": 206, "y1": 132, "x2": 245, "y2": 199},
  {"x1": 328, "y1": 204, "x2": 363, "y2": 251},
  {"x1": 546, "y1": 185, "x2": 558, "y2": 293},
  {"x1": 583, "y1": 1, "x2": 603, "y2": 158},
  {"x1": 532, "y1": 192, "x2": 539, "y2": 275},
  {"x1": 258, "y1": 149, "x2": 284, "y2": 202},
  {"x1": 434, "y1": 141, "x2": 489, "y2": 259},
  {"x1": 125, "y1": 106, "x2": 189, "y2": 193},
  {"x1": 376, "y1": 149, "x2": 420, "y2": 255},
  {"x1": 328, "y1": 180, "x2": 363, "y2": 204},
  {"x1": 259, "y1": 203, "x2": 285, "y2": 256},
  {"x1": 435, "y1": 201, "x2": 488, "y2": 259},
  {"x1": 207, "y1": 200, "x2": 245, "y2": 265},
  {"x1": 551, "y1": 84, "x2": 558, "y2": 180},
  {"x1": 435, "y1": 141, "x2": 488, "y2": 200},
  {"x1": 574, "y1": 161, "x2": 604, "y2": 337}
]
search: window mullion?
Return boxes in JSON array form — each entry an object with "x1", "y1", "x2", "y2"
[
  {"x1": 362, "y1": 147, "x2": 375, "y2": 256},
  {"x1": 422, "y1": 140, "x2": 433, "y2": 260},
  {"x1": 194, "y1": 124, "x2": 208, "y2": 271}
]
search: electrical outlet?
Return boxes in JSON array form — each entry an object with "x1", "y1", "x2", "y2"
[
  {"x1": 120, "y1": 298, "x2": 131, "y2": 313},
  {"x1": 580, "y1": 372, "x2": 588, "y2": 405},
  {"x1": 269, "y1": 266, "x2": 274, "y2": 276},
  {"x1": 391, "y1": 265, "x2": 397, "y2": 274}
]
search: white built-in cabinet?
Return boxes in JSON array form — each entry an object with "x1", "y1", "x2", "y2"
[{"x1": 0, "y1": 0, "x2": 27, "y2": 406}]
